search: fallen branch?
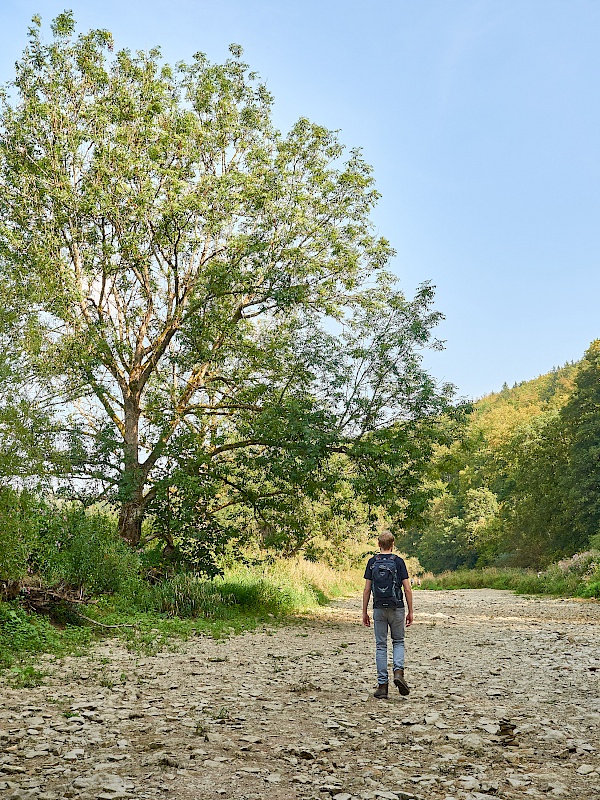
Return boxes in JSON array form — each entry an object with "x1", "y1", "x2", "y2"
[{"x1": 71, "y1": 611, "x2": 137, "y2": 629}]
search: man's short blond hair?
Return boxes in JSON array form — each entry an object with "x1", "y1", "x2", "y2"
[{"x1": 378, "y1": 531, "x2": 394, "y2": 550}]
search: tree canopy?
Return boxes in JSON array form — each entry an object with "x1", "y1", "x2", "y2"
[{"x1": 0, "y1": 13, "x2": 455, "y2": 564}]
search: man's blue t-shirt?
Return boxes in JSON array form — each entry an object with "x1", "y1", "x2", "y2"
[{"x1": 364, "y1": 553, "x2": 409, "y2": 607}]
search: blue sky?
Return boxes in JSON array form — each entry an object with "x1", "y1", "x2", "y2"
[{"x1": 2, "y1": 0, "x2": 599, "y2": 399}]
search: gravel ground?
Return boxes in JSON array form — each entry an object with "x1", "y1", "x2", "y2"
[{"x1": 1, "y1": 588, "x2": 599, "y2": 800}]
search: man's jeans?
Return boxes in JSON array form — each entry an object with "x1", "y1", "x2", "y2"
[{"x1": 373, "y1": 606, "x2": 405, "y2": 684}]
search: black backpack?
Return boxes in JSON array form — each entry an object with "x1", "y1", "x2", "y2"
[{"x1": 371, "y1": 554, "x2": 402, "y2": 608}]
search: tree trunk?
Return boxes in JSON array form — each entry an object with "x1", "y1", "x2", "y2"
[
  {"x1": 118, "y1": 497, "x2": 145, "y2": 546},
  {"x1": 118, "y1": 392, "x2": 145, "y2": 546}
]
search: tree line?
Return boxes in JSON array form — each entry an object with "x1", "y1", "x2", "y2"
[{"x1": 398, "y1": 342, "x2": 600, "y2": 571}]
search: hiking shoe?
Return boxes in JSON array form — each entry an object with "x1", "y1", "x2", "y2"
[
  {"x1": 373, "y1": 683, "x2": 388, "y2": 699},
  {"x1": 393, "y1": 668, "x2": 410, "y2": 696}
]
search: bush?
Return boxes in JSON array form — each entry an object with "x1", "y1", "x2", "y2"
[
  {"x1": 419, "y1": 552, "x2": 600, "y2": 599},
  {"x1": 128, "y1": 558, "x2": 363, "y2": 620},
  {"x1": 35, "y1": 505, "x2": 141, "y2": 594},
  {"x1": 0, "y1": 488, "x2": 42, "y2": 582}
]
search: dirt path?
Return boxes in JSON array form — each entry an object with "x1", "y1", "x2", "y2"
[{"x1": 1, "y1": 589, "x2": 599, "y2": 800}]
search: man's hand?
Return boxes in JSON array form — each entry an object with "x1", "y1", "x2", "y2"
[
  {"x1": 406, "y1": 610, "x2": 414, "y2": 627},
  {"x1": 362, "y1": 579, "x2": 372, "y2": 627}
]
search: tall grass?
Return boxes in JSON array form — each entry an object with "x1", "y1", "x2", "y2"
[
  {"x1": 143, "y1": 558, "x2": 362, "y2": 619},
  {"x1": 419, "y1": 550, "x2": 600, "y2": 598}
]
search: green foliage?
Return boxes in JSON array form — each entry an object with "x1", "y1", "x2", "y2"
[
  {"x1": 419, "y1": 550, "x2": 600, "y2": 598},
  {"x1": 32, "y1": 505, "x2": 141, "y2": 594},
  {"x1": 0, "y1": 559, "x2": 361, "y2": 673},
  {"x1": 128, "y1": 559, "x2": 361, "y2": 619},
  {"x1": 560, "y1": 341, "x2": 600, "y2": 545},
  {"x1": 0, "y1": 602, "x2": 91, "y2": 669},
  {"x1": 7, "y1": 664, "x2": 47, "y2": 688},
  {"x1": 0, "y1": 488, "x2": 41, "y2": 581},
  {"x1": 215, "y1": 573, "x2": 320, "y2": 614},
  {"x1": 404, "y1": 350, "x2": 600, "y2": 571},
  {"x1": 0, "y1": 497, "x2": 140, "y2": 592},
  {"x1": 148, "y1": 574, "x2": 234, "y2": 618},
  {"x1": 0, "y1": 14, "x2": 454, "y2": 555}
]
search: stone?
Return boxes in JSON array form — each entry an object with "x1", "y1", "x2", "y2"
[
  {"x1": 576, "y1": 764, "x2": 597, "y2": 775},
  {"x1": 97, "y1": 794, "x2": 128, "y2": 800},
  {"x1": 461, "y1": 734, "x2": 484, "y2": 751},
  {"x1": 72, "y1": 777, "x2": 92, "y2": 789},
  {"x1": 63, "y1": 749, "x2": 84, "y2": 761},
  {"x1": 457, "y1": 776, "x2": 480, "y2": 790}
]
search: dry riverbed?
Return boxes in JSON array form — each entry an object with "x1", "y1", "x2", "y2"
[{"x1": 1, "y1": 589, "x2": 599, "y2": 800}]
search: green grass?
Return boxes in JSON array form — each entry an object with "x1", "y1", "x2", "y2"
[
  {"x1": 0, "y1": 558, "x2": 362, "y2": 675},
  {"x1": 0, "y1": 604, "x2": 93, "y2": 672},
  {"x1": 418, "y1": 554, "x2": 600, "y2": 599}
]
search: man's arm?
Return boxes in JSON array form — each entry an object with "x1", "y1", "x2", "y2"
[
  {"x1": 362, "y1": 579, "x2": 372, "y2": 627},
  {"x1": 402, "y1": 578, "x2": 414, "y2": 627}
]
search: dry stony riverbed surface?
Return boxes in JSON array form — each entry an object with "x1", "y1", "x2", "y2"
[{"x1": 1, "y1": 589, "x2": 599, "y2": 800}]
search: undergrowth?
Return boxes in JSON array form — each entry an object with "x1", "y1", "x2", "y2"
[
  {"x1": 419, "y1": 550, "x2": 600, "y2": 598},
  {"x1": 0, "y1": 558, "x2": 362, "y2": 679}
]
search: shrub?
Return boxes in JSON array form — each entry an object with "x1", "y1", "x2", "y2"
[
  {"x1": 0, "y1": 488, "x2": 42, "y2": 582},
  {"x1": 149, "y1": 573, "x2": 233, "y2": 618},
  {"x1": 35, "y1": 506, "x2": 140, "y2": 594},
  {"x1": 133, "y1": 558, "x2": 363, "y2": 620},
  {"x1": 419, "y1": 554, "x2": 600, "y2": 599}
]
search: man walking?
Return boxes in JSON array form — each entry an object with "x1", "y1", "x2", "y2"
[{"x1": 362, "y1": 531, "x2": 413, "y2": 699}]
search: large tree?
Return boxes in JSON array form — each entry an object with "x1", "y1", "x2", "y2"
[{"x1": 0, "y1": 14, "x2": 453, "y2": 548}]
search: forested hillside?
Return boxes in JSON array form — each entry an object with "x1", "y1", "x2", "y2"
[{"x1": 397, "y1": 341, "x2": 600, "y2": 571}]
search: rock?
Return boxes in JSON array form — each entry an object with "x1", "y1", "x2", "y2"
[
  {"x1": 461, "y1": 734, "x2": 484, "y2": 751},
  {"x1": 478, "y1": 723, "x2": 499, "y2": 735},
  {"x1": 480, "y1": 780, "x2": 499, "y2": 792},
  {"x1": 576, "y1": 764, "x2": 597, "y2": 775},
  {"x1": 99, "y1": 774, "x2": 130, "y2": 792},
  {"x1": 63, "y1": 749, "x2": 84, "y2": 761},
  {"x1": 97, "y1": 794, "x2": 129, "y2": 800},
  {"x1": 457, "y1": 776, "x2": 480, "y2": 790},
  {"x1": 319, "y1": 783, "x2": 343, "y2": 793},
  {"x1": 72, "y1": 777, "x2": 92, "y2": 789},
  {"x1": 507, "y1": 777, "x2": 530, "y2": 787},
  {"x1": 333, "y1": 794, "x2": 352, "y2": 800}
]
